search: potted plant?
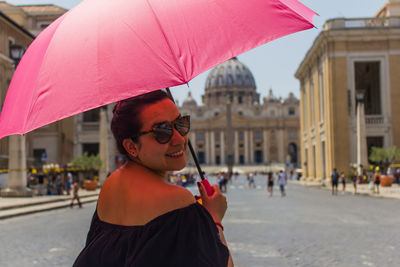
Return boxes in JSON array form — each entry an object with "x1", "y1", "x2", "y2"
[
  {"x1": 369, "y1": 146, "x2": 400, "y2": 187},
  {"x1": 70, "y1": 153, "x2": 102, "y2": 190}
]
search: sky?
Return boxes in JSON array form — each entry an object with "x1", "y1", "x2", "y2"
[{"x1": 6, "y1": 0, "x2": 388, "y2": 105}]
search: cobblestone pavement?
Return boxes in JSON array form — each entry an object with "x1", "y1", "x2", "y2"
[{"x1": 0, "y1": 175, "x2": 399, "y2": 266}]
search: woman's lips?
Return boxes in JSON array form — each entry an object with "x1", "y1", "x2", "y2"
[{"x1": 166, "y1": 150, "x2": 184, "y2": 158}]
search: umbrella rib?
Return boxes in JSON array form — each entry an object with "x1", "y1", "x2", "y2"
[{"x1": 145, "y1": 0, "x2": 186, "y2": 82}]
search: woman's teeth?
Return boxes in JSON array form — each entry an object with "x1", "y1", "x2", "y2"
[{"x1": 167, "y1": 151, "x2": 184, "y2": 158}]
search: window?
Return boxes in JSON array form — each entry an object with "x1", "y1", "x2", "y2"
[
  {"x1": 254, "y1": 150, "x2": 263, "y2": 164},
  {"x1": 238, "y1": 96, "x2": 243, "y2": 104},
  {"x1": 198, "y1": 152, "x2": 205, "y2": 164},
  {"x1": 83, "y1": 143, "x2": 99, "y2": 156},
  {"x1": 215, "y1": 133, "x2": 220, "y2": 141},
  {"x1": 83, "y1": 108, "x2": 100, "y2": 122},
  {"x1": 355, "y1": 61, "x2": 381, "y2": 115},
  {"x1": 289, "y1": 108, "x2": 295, "y2": 116},
  {"x1": 197, "y1": 132, "x2": 204, "y2": 141},
  {"x1": 310, "y1": 75, "x2": 315, "y2": 126},
  {"x1": 289, "y1": 130, "x2": 295, "y2": 139},
  {"x1": 216, "y1": 156, "x2": 221, "y2": 165},
  {"x1": 239, "y1": 132, "x2": 244, "y2": 141},
  {"x1": 312, "y1": 146, "x2": 316, "y2": 178},
  {"x1": 33, "y1": 149, "x2": 46, "y2": 167},
  {"x1": 239, "y1": 155, "x2": 244, "y2": 164},
  {"x1": 319, "y1": 68, "x2": 325, "y2": 121},
  {"x1": 255, "y1": 130, "x2": 261, "y2": 140}
]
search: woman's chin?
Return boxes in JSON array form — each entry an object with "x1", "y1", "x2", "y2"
[{"x1": 169, "y1": 158, "x2": 187, "y2": 171}]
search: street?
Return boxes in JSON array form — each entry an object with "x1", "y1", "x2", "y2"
[{"x1": 0, "y1": 175, "x2": 399, "y2": 267}]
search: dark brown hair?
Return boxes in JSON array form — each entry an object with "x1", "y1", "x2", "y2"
[{"x1": 111, "y1": 90, "x2": 171, "y2": 157}]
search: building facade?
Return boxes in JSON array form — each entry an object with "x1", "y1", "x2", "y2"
[
  {"x1": 180, "y1": 57, "x2": 300, "y2": 172},
  {"x1": 295, "y1": 0, "x2": 400, "y2": 181},
  {"x1": 0, "y1": 3, "x2": 71, "y2": 169}
]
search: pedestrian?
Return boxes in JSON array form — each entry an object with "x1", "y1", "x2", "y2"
[
  {"x1": 218, "y1": 172, "x2": 227, "y2": 193},
  {"x1": 340, "y1": 172, "x2": 346, "y2": 194},
  {"x1": 351, "y1": 170, "x2": 358, "y2": 194},
  {"x1": 266, "y1": 172, "x2": 274, "y2": 196},
  {"x1": 36, "y1": 170, "x2": 45, "y2": 196},
  {"x1": 70, "y1": 180, "x2": 82, "y2": 208},
  {"x1": 66, "y1": 172, "x2": 73, "y2": 195},
  {"x1": 330, "y1": 168, "x2": 339, "y2": 195},
  {"x1": 374, "y1": 170, "x2": 381, "y2": 194},
  {"x1": 73, "y1": 90, "x2": 232, "y2": 266},
  {"x1": 395, "y1": 168, "x2": 400, "y2": 184},
  {"x1": 247, "y1": 172, "x2": 255, "y2": 188},
  {"x1": 278, "y1": 170, "x2": 287, "y2": 197}
]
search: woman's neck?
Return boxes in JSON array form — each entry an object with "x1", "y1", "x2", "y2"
[{"x1": 124, "y1": 161, "x2": 168, "y2": 182}]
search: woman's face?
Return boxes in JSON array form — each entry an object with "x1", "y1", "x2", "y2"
[{"x1": 133, "y1": 98, "x2": 188, "y2": 175}]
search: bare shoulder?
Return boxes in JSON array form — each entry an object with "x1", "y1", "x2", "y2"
[{"x1": 162, "y1": 183, "x2": 196, "y2": 208}]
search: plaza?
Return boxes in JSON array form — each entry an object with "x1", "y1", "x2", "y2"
[{"x1": 1, "y1": 175, "x2": 400, "y2": 266}]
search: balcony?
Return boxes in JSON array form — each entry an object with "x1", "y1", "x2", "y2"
[
  {"x1": 324, "y1": 17, "x2": 400, "y2": 31},
  {"x1": 81, "y1": 122, "x2": 99, "y2": 132},
  {"x1": 365, "y1": 115, "x2": 384, "y2": 125}
]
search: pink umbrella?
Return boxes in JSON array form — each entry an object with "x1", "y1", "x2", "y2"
[{"x1": 0, "y1": 0, "x2": 316, "y2": 139}]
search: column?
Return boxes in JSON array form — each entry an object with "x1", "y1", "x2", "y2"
[
  {"x1": 190, "y1": 132, "x2": 196, "y2": 150},
  {"x1": 263, "y1": 130, "x2": 268, "y2": 163},
  {"x1": 244, "y1": 130, "x2": 249, "y2": 164},
  {"x1": 210, "y1": 131, "x2": 215, "y2": 164},
  {"x1": 205, "y1": 131, "x2": 210, "y2": 164},
  {"x1": 107, "y1": 104, "x2": 116, "y2": 172},
  {"x1": 234, "y1": 131, "x2": 239, "y2": 164},
  {"x1": 357, "y1": 101, "x2": 368, "y2": 174},
  {"x1": 277, "y1": 129, "x2": 285, "y2": 163},
  {"x1": 220, "y1": 131, "x2": 225, "y2": 164},
  {"x1": 99, "y1": 107, "x2": 109, "y2": 185},
  {"x1": 249, "y1": 131, "x2": 254, "y2": 164},
  {"x1": 1, "y1": 135, "x2": 32, "y2": 197}
]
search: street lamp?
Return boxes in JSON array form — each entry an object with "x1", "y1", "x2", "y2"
[
  {"x1": 355, "y1": 90, "x2": 367, "y2": 176},
  {"x1": 355, "y1": 90, "x2": 365, "y2": 106},
  {"x1": 1, "y1": 44, "x2": 32, "y2": 197},
  {"x1": 9, "y1": 44, "x2": 25, "y2": 66}
]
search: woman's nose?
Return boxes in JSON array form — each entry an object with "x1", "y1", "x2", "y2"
[{"x1": 170, "y1": 128, "x2": 185, "y2": 145}]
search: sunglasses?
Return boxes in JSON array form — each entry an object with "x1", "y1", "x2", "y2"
[{"x1": 133, "y1": 115, "x2": 190, "y2": 144}]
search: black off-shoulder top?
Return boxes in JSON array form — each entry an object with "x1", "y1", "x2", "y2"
[{"x1": 73, "y1": 203, "x2": 229, "y2": 267}]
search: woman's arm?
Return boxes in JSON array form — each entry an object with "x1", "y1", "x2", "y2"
[{"x1": 197, "y1": 183, "x2": 234, "y2": 267}]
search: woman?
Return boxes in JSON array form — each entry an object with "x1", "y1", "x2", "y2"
[
  {"x1": 374, "y1": 170, "x2": 381, "y2": 194},
  {"x1": 74, "y1": 90, "x2": 233, "y2": 266},
  {"x1": 266, "y1": 172, "x2": 274, "y2": 196}
]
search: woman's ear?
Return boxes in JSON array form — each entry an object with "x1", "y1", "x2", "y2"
[{"x1": 122, "y1": 138, "x2": 139, "y2": 157}]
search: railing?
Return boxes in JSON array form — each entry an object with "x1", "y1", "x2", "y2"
[
  {"x1": 324, "y1": 17, "x2": 400, "y2": 31},
  {"x1": 365, "y1": 115, "x2": 384, "y2": 125},
  {"x1": 81, "y1": 122, "x2": 99, "y2": 131}
]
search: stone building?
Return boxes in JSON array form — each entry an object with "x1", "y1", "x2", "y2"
[
  {"x1": 180, "y1": 57, "x2": 300, "y2": 172},
  {"x1": 0, "y1": 8, "x2": 34, "y2": 169},
  {"x1": 295, "y1": 0, "x2": 400, "y2": 181},
  {"x1": 0, "y1": 2, "x2": 71, "y2": 169}
]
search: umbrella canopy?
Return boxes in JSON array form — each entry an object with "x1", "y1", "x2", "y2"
[{"x1": 0, "y1": 0, "x2": 316, "y2": 139}]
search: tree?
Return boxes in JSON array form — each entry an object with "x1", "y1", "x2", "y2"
[
  {"x1": 369, "y1": 146, "x2": 400, "y2": 174},
  {"x1": 70, "y1": 153, "x2": 102, "y2": 180}
]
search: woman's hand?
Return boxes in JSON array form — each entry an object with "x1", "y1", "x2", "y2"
[{"x1": 197, "y1": 182, "x2": 227, "y2": 222}]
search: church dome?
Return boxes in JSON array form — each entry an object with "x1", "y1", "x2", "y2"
[
  {"x1": 205, "y1": 57, "x2": 256, "y2": 89},
  {"x1": 203, "y1": 57, "x2": 259, "y2": 106},
  {"x1": 182, "y1": 91, "x2": 197, "y2": 106}
]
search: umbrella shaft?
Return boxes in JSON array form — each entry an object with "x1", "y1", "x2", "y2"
[{"x1": 165, "y1": 88, "x2": 205, "y2": 181}]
